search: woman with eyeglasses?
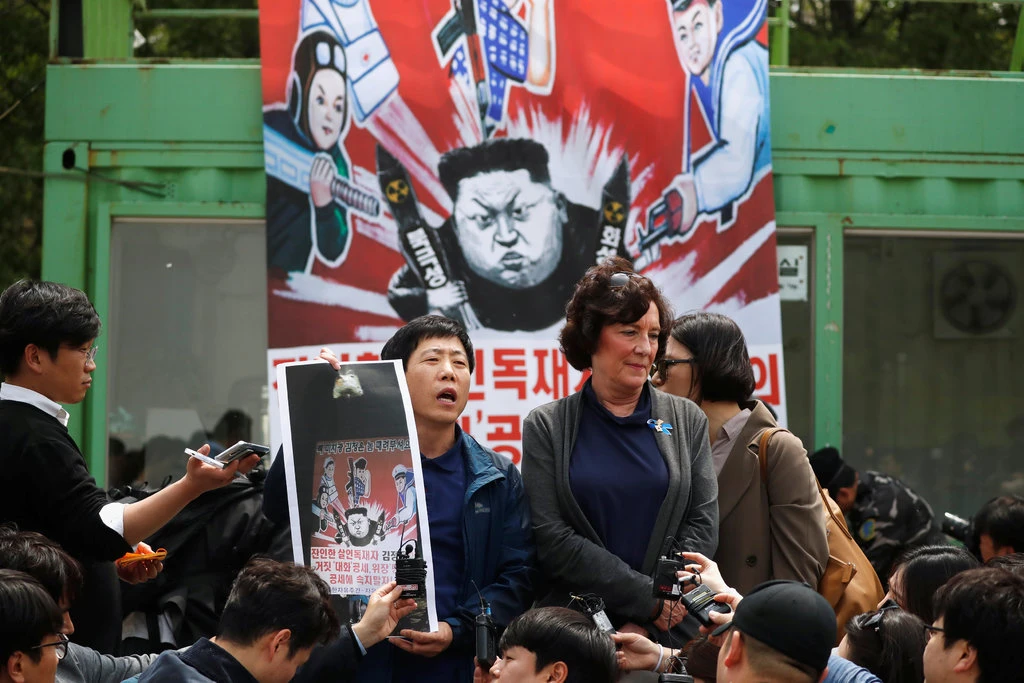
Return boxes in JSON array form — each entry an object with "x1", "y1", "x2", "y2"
[
  {"x1": 650, "y1": 311, "x2": 828, "y2": 596},
  {"x1": 522, "y1": 258, "x2": 718, "y2": 653},
  {"x1": 834, "y1": 606, "x2": 926, "y2": 683},
  {"x1": 0, "y1": 569, "x2": 66, "y2": 683}
]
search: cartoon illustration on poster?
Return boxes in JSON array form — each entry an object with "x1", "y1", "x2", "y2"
[
  {"x1": 277, "y1": 359, "x2": 437, "y2": 632},
  {"x1": 260, "y1": 0, "x2": 786, "y2": 457}
]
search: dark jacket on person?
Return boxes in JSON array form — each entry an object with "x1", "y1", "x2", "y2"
[
  {"x1": 130, "y1": 638, "x2": 254, "y2": 683},
  {"x1": 0, "y1": 399, "x2": 132, "y2": 654},
  {"x1": 714, "y1": 400, "x2": 828, "y2": 596},
  {"x1": 522, "y1": 383, "x2": 718, "y2": 644},
  {"x1": 264, "y1": 433, "x2": 536, "y2": 683},
  {"x1": 849, "y1": 469, "x2": 945, "y2": 583}
]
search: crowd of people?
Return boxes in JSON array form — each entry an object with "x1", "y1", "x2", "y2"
[{"x1": 2, "y1": 260, "x2": 1024, "y2": 683}]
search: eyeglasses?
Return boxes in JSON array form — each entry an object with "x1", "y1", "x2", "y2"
[
  {"x1": 31, "y1": 633, "x2": 68, "y2": 660},
  {"x1": 651, "y1": 357, "x2": 696, "y2": 378},
  {"x1": 923, "y1": 624, "x2": 946, "y2": 641},
  {"x1": 63, "y1": 344, "x2": 99, "y2": 363}
]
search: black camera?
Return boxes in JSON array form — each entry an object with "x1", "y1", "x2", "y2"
[
  {"x1": 652, "y1": 555, "x2": 685, "y2": 599},
  {"x1": 942, "y1": 512, "x2": 973, "y2": 545},
  {"x1": 680, "y1": 583, "x2": 732, "y2": 628}
]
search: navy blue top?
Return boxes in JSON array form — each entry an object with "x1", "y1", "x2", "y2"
[
  {"x1": 393, "y1": 427, "x2": 468, "y2": 682},
  {"x1": 569, "y1": 381, "x2": 668, "y2": 572}
]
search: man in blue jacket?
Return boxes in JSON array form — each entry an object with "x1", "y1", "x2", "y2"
[{"x1": 265, "y1": 315, "x2": 536, "y2": 683}]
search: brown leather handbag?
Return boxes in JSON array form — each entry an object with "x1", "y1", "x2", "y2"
[{"x1": 758, "y1": 428, "x2": 885, "y2": 643}]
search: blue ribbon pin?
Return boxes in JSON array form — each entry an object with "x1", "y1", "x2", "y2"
[{"x1": 647, "y1": 418, "x2": 673, "y2": 435}]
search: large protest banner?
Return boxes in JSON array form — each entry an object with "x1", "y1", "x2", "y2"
[{"x1": 260, "y1": 0, "x2": 785, "y2": 457}]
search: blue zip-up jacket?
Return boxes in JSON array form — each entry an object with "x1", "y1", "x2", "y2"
[{"x1": 264, "y1": 433, "x2": 536, "y2": 683}]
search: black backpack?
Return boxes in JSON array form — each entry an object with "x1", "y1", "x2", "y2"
[{"x1": 115, "y1": 470, "x2": 291, "y2": 653}]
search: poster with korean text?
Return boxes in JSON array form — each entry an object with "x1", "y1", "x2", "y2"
[
  {"x1": 277, "y1": 359, "x2": 438, "y2": 632},
  {"x1": 261, "y1": 0, "x2": 785, "y2": 458}
]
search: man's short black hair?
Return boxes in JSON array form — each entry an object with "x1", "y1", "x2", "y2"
[
  {"x1": 0, "y1": 279, "x2": 101, "y2": 377},
  {"x1": 0, "y1": 526, "x2": 84, "y2": 605},
  {"x1": 438, "y1": 138, "x2": 551, "y2": 201},
  {"x1": 0, "y1": 569, "x2": 63, "y2": 665},
  {"x1": 498, "y1": 607, "x2": 617, "y2": 683},
  {"x1": 932, "y1": 567, "x2": 1024, "y2": 682},
  {"x1": 218, "y1": 557, "x2": 340, "y2": 656},
  {"x1": 974, "y1": 495, "x2": 1024, "y2": 554},
  {"x1": 668, "y1": 312, "x2": 756, "y2": 404},
  {"x1": 380, "y1": 315, "x2": 475, "y2": 373}
]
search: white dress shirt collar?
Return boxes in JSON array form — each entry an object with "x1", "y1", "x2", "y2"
[{"x1": 0, "y1": 382, "x2": 70, "y2": 427}]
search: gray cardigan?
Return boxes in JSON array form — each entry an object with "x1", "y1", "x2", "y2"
[
  {"x1": 59, "y1": 643, "x2": 158, "y2": 683},
  {"x1": 522, "y1": 383, "x2": 718, "y2": 627}
]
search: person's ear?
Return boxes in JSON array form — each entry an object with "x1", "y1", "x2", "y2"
[
  {"x1": 953, "y1": 641, "x2": 978, "y2": 674},
  {"x1": 714, "y1": 1, "x2": 724, "y2": 33},
  {"x1": 836, "y1": 485, "x2": 857, "y2": 511},
  {"x1": 543, "y1": 661, "x2": 568, "y2": 683},
  {"x1": 7, "y1": 651, "x2": 28, "y2": 683},
  {"x1": 268, "y1": 629, "x2": 293, "y2": 661},
  {"x1": 22, "y1": 343, "x2": 47, "y2": 376},
  {"x1": 722, "y1": 631, "x2": 744, "y2": 668}
]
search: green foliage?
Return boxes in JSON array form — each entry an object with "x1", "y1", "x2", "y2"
[
  {"x1": 134, "y1": 0, "x2": 259, "y2": 59},
  {"x1": 788, "y1": 0, "x2": 1020, "y2": 70},
  {"x1": 0, "y1": 0, "x2": 48, "y2": 285}
]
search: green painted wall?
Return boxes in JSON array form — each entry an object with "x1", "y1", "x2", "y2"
[{"x1": 41, "y1": 63, "x2": 1024, "y2": 475}]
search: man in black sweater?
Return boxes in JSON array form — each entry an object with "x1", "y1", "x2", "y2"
[{"x1": 0, "y1": 280, "x2": 260, "y2": 653}]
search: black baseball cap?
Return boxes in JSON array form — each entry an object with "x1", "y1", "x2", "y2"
[
  {"x1": 712, "y1": 580, "x2": 835, "y2": 675},
  {"x1": 809, "y1": 446, "x2": 855, "y2": 491}
]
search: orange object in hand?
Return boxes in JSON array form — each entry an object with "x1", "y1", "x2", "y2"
[{"x1": 115, "y1": 547, "x2": 168, "y2": 569}]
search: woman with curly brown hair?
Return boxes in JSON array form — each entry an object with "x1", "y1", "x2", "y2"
[{"x1": 522, "y1": 257, "x2": 718, "y2": 654}]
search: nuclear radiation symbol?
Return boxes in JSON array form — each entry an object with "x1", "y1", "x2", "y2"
[
  {"x1": 386, "y1": 179, "x2": 410, "y2": 204},
  {"x1": 603, "y1": 200, "x2": 625, "y2": 226}
]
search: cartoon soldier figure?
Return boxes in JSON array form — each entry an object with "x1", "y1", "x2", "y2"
[
  {"x1": 392, "y1": 463, "x2": 417, "y2": 526},
  {"x1": 264, "y1": 30, "x2": 355, "y2": 274},
  {"x1": 345, "y1": 457, "x2": 372, "y2": 508},
  {"x1": 646, "y1": 0, "x2": 771, "y2": 244},
  {"x1": 315, "y1": 456, "x2": 344, "y2": 528},
  {"x1": 810, "y1": 447, "x2": 946, "y2": 587}
]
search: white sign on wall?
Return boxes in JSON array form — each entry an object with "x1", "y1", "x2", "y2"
[{"x1": 778, "y1": 245, "x2": 808, "y2": 302}]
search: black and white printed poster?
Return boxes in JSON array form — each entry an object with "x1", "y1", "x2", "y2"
[{"x1": 277, "y1": 359, "x2": 438, "y2": 632}]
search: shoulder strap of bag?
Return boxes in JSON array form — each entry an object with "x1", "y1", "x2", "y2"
[
  {"x1": 758, "y1": 429, "x2": 848, "y2": 535},
  {"x1": 817, "y1": 475, "x2": 855, "y2": 540},
  {"x1": 757, "y1": 427, "x2": 785, "y2": 483}
]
